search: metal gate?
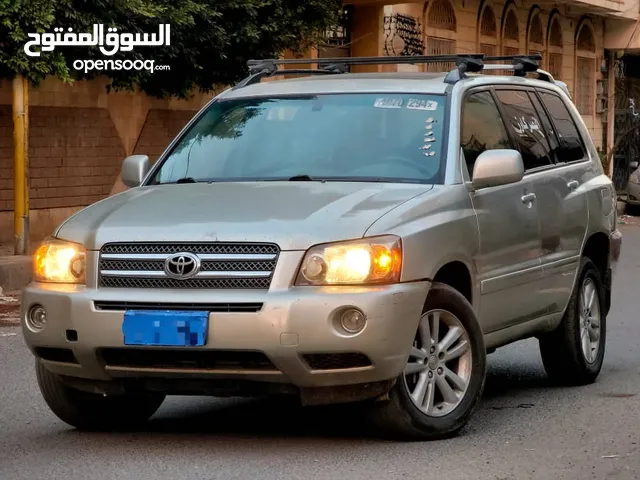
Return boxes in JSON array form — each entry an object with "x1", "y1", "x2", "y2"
[{"x1": 612, "y1": 55, "x2": 640, "y2": 193}]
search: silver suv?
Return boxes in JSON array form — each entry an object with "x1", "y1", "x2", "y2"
[{"x1": 22, "y1": 54, "x2": 622, "y2": 439}]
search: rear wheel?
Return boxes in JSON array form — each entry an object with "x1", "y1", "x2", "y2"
[
  {"x1": 371, "y1": 282, "x2": 486, "y2": 440},
  {"x1": 538, "y1": 258, "x2": 606, "y2": 385},
  {"x1": 36, "y1": 359, "x2": 165, "y2": 431}
]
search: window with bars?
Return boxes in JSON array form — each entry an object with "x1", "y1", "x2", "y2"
[
  {"x1": 548, "y1": 53, "x2": 562, "y2": 80},
  {"x1": 576, "y1": 57, "x2": 595, "y2": 115},
  {"x1": 547, "y1": 17, "x2": 563, "y2": 80},
  {"x1": 480, "y1": 43, "x2": 496, "y2": 56},
  {"x1": 425, "y1": 37, "x2": 455, "y2": 72}
]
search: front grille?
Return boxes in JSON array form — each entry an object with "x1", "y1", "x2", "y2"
[
  {"x1": 98, "y1": 242, "x2": 279, "y2": 290},
  {"x1": 94, "y1": 301, "x2": 263, "y2": 312},
  {"x1": 35, "y1": 347, "x2": 79, "y2": 364},
  {"x1": 302, "y1": 353, "x2": 372, "y2": 371},
  {"x1": 100, "y1": 348, "x2": 278, "y2": 371}
]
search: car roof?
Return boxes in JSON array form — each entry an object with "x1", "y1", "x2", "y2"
[
  {"x1": 219, "y1": 72, "x2": 451, "y2": 99},
  {"x1": 219, "y1": 71, "x2": 570, "y2": 101}
]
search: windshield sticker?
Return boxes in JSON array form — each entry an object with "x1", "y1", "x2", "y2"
[
  {"x1": 374, "y1": 97, "x2": 403, "y2": 109},
  {"x1": 423, "y1": 137, "x2": 436, "y2": 143},
  {"x1": 423, "y1": 151, "x2": 436, "y2": 157},
  {"x1": 425, "y1": 124, "x2": 433, "y2": 131},
  {"x1": 408, "y1": 99, "x2": 438, "y2": 111},
  {"x1": 420, "y1": 144, "x2": 432, "y2": 151}
]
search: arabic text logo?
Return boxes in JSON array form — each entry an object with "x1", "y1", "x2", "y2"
[{"x1": 24, "y1": 24, "x2": 170, "y2": 57}]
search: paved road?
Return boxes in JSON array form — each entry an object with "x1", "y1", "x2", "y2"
[{"x1": 1, "y1": 225, "x2": 639, "y2": 480}]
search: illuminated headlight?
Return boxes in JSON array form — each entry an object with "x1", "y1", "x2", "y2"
[
  {"x1": 34, "y1": 238, "x2": 86, "y2": 284},
  {"x1": 295, "y1": 235, "x2": 402, "y2": 286}
]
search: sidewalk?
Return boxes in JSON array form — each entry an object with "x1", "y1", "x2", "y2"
[{"x1": 0, "y1": 244, "x2": 32, "y2": 293}]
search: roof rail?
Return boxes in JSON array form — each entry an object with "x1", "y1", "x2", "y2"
[
  {"x1": 237, "y1": 54, "x2": 486, "y2": 89},
  {"x1": 236, "y1": 53, "x2": 556, "y2": 89}
]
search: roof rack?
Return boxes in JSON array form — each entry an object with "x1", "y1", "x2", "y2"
[{"x1": 236, "y1": 53, "x2": 555, "y2": 89}]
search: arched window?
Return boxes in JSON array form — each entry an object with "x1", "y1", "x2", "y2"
[
  {"x1": 424, "y1": 0, "x2": 457, "y2": 72},
  {"x1": 547, "y1": 13, "x2": 563, "y2": 80},
  {"x1": 502, "y1": 4, "x2": 520, "y2": 56},
  {"x1": 527, "y1": 8, "x2": 544, "y2": 59},
  {"x1": 478, "y1": 4, "x2": 498, "y2": 57},
  {"x1": 575, "y1": 20, "x2": 596, "y2": 116}
]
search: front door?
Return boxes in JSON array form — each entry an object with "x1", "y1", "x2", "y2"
[{"x1": 461, "y1": 89, "x2": 544, "y2": 334}]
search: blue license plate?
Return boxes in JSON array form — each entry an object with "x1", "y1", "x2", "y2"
[{"x1": 122, "y1": 310, "x2": 208, "y2": 347}]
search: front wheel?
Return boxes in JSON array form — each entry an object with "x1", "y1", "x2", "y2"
[
  {"x1": 538, "y1": 258, "x2": 606, "y2": 385},
  {"x1": 36, "y1": 359, "x2": 165, "y2": 431},
  {"x1": 371, "y1": 282, "x2": 487, "y2": 440}
]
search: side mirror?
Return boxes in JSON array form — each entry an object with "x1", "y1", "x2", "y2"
[
  {"x1": 121, "y1": 155, "x2": 150, "y2": 188},
  {"x1": 471, "y1": 149, "x2": 524, "y2": 190},
  {"x1": 630, "y1": 161, "x2": 638, "y2": 170}
]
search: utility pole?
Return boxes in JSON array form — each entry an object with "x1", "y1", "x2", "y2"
[{"x1": 12, "y1": 75, "x2": 29, "y2": 255}]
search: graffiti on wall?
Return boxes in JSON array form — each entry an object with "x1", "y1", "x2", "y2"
[{"x1": 383, "y1": 13, "x2": 424, "y2": 56}]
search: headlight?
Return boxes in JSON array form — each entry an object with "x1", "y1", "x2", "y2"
[
  {"x1": 295, "y1": 235, "x2": 402, "y2": 286},
  {"x1": 34, "y1": 238, "x2": 86, "y2": 284}
]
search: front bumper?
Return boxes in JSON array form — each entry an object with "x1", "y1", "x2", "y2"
[{"x1": 21, "y1": 279, "x2": 429, "y2": 391}]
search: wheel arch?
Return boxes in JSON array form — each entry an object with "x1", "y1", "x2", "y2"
[
  {"x1": 581, "y1": 230, "x2": 611, "y2": 314},
  {"x1": 431, "y1": 259, "x2": 475, "y2": 308}
]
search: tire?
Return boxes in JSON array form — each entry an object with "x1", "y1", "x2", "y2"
[
  {"x1": 36, "y1": 359, "x2": 165, "y2": 431},
  {"x1": 538, "y1": 257, "x2": 606, "y2": 385},
  {"x1": 370, "y1": 282, "x2": 487, "y2": 440}
]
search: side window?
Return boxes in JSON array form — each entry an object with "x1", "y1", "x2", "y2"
[
  {"x1": 461, "y1": 91, "x2": 511, "y2": 178},
  {"x1": 494, "y1": 89, "x2": 554, "y2": 171},
  {"x1": 538, "y1": 92, "x2": 587, "y2": 162}
]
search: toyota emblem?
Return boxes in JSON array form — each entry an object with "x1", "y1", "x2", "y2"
[{"x1": 164, "y1": 252, "x2": 201, "y2": 280}]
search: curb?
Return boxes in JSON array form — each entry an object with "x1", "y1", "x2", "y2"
[{"x1": 0, "y1": 256, "x2": 32, "y2": 292}]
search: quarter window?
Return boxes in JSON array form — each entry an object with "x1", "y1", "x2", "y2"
[
  {"x1": 538, "y1": 92, "x2": 586, "y2": 162},
  {"x1": 461, "y1": 91, "x2": 511, "y2": 178},
  {"x1": 494, "y1": 89, "x2": 553, "y2": 171}
]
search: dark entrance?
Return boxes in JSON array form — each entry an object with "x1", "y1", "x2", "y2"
[{"x1": 612, "y1": 53, "x2": 640, "y2": 194}]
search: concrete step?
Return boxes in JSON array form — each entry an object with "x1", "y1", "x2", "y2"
[{"x1": 0, "y1": 256, "x2": 32, "y2": 291}]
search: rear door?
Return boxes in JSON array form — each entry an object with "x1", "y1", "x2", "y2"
[
  {"x1": 530, "y1": 89, "x2": 590, "y2": 311},
  {"x1": 461, "y1": 88, "x2": 544, "y2": 334}
]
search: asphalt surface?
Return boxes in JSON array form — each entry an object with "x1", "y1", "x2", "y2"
[{"x1": 1, "y1": 225, "x2": 639, "y2": 480}]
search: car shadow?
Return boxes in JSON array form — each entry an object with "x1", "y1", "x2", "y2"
[{"x1": 55, "y1": 359, "x2": 571, "y2": 442}]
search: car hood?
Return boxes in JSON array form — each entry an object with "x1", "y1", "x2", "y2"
[{"x1": 56, "y1": 182, "x2": 434, "y2": 251}]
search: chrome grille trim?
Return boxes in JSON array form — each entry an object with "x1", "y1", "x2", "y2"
[
  {"x1": 98, "y1": 242, "x2": 279, "y2": 290},
  {"x1": 100, "y1": 253, "x2": 277, "y2": 261},
  {"x1": 99, "y1": 270, "x2": 273, "y2": 278}
]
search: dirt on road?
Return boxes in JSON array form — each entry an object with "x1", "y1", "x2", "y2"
[{"x1": 0, "y1": 292, "x2": 20, "y2": 327}]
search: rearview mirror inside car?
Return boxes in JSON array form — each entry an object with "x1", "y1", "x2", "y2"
[
  {"x1": 471, "y1": 149, "x2": 524, "y2": 190},
  {"x1": 121, "y1": 155, "x2": 150, "y2": 188}
]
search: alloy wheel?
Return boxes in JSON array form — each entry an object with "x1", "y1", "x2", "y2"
[
  {"x1": 403, "y1": 309, "x2": 472, "y2": 417},
  {"x1": 579, "y1": 277, "x2": 601, "y2": 364}
]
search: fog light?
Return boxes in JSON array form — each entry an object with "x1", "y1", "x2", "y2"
[
  {"x1": 27, "y1": 305, "x2": 47, "y2": 332},
  {"x1": 340, "y1": 308, "x2": 366, "y2": 333}
]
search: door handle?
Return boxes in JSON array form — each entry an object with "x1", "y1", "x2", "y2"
[
  {"x1": 567, "y1": 180, "x2": 579, "y2": 190},
  {"x1": 521, "y1": 192, "x2": 537, "y2": 205}
]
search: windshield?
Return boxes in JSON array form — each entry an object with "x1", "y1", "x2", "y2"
[{"x1": 147, "y1": 93, "x2": 448, "y2": 185}]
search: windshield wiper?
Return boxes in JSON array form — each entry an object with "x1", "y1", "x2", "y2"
[
  {"x1": 287, "y1": 174, "x2": 316, "y2": 181},
  {"x1": 175, "y1": 177, "x2": 197, "y2": 184}
]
